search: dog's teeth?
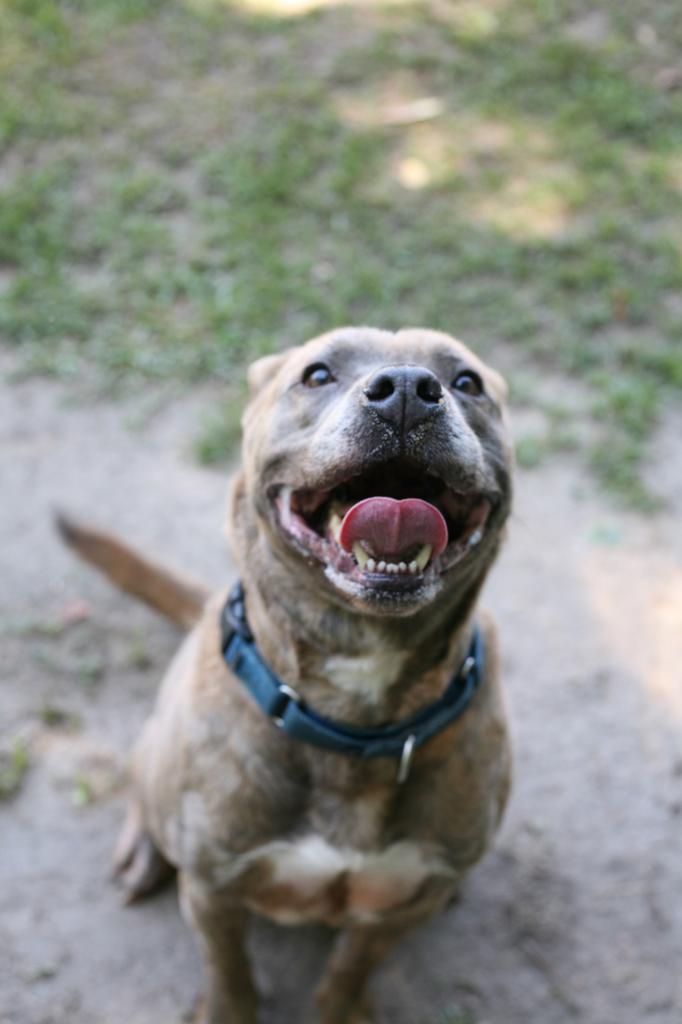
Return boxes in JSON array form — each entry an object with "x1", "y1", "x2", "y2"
[
  {"x1": 468, "y1": 528, "x2": 483, "y2": 547},
  {"x1": 415, "y1": 544, "x2": 432, "y2": 571},
  {"x1": 408, "y1": 560, "x2": 418, "y2": 574},
  {"x1": 377, "y1": 561, "x2": 386, "y2": 572},
  {"x1": 398, "y1": 562, "x2": 407, "y2": 573},
  {"x1": 280, "y1": 485, "x2": 294, "y2": 522},
  {"x1": 352, "y1": 542, "x2": 369, "y2": 570},
  {"x1": 366, "y1": 558, "x2": 376, "y2": 573},
  {"x1": 329, "y1": 512, "x2": 343, "y2": 542}
]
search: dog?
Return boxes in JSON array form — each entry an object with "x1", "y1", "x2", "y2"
[{"x1": 59, "y1": 326, "x2": 513, "y2": 1024}]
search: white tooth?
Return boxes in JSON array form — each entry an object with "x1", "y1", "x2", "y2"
[
  {"x1": 408, "y1": 560, "x2": 418, "y2": 574},
  {"x1": 329, "y1": 512, "x2": 342, "y2": 542},
  {"x1": 281, "y1": 486, "x2": 294, "y2": 522},
  {"x1": 377, "y1": 561, "x2": 386, "y2": 572},
  {"x1": 390, "y1": 563, "x2": 399, "y2": 574},
  {"x1": 353, "y1": 542, "x2": 369, "y2": 569},
  {"x1": 366, "y1": 558, "x2": 376, "y2": 573},
  {"x1": 468, "y1": 528, "x2": 483, "y2": 547},
  {"x1": 415, "y1": 544, "x2": 432, "y2": 571},
  {"x1": 398, "y1": 562, "x2": 407, "y2": 573}
]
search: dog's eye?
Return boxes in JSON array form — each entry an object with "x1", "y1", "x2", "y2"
[
  {"x1": 452, "y1": 371, "x2": 484, "y2": 398},
  {"x1": 302, "y1": 363, "x2": 335, "y2": 388}
]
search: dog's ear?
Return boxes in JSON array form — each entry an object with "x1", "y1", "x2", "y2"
[{"x1": 247, "y1": 350, "x2": 292, "y2": 396}]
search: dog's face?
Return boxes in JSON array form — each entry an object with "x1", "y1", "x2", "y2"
[{"x1": 237, "y1": 327, "x2": 512, "y2": 617}]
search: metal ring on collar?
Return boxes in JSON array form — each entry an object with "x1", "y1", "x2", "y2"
[
  {"x1": 397, "y1": 733, "x2": 417, "y2": 784},
  {"x1": 272, "y1": 684, "x2": 302, "y2": 728},
  {"x1": 461, "y1": 655, "x2": 475, "y2": 678}
]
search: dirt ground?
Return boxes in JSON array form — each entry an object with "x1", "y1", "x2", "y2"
[{"x1": 2, "y1": 356, "x2": 681, "y2": 1024}]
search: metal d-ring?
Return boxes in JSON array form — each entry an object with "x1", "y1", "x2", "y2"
[
  {"x1": 272, "y1": 684, "x2": 302, "y2": 729},
  {"x1": 461, "y1": 655, "x2": 475, "y2": 679},
  {"x1": 397, "y1": 734, "x2": 417, "y2": 784}
]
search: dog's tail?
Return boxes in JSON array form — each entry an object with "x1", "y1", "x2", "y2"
[{"x1": 55, "y1": 511, "x2": 211, "y2": 629}]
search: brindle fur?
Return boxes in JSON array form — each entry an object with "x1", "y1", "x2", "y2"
[{"x1": 60, "y1": 327, "x2": 513, "y2": 1024}]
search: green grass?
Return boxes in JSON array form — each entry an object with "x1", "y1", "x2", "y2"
[
  {"x1": 194, "y1": 394, "x2": 246, "y2": 465},
  {"x1": 0, "y1": 739, "x2": 30, "y2": 800},
  {"x1": 1, "y1": 0, "x2": 682, "y2": 505}
]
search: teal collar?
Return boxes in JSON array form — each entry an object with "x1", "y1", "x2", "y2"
[{"x1": 220, "y1": 582, "x2": 483, "y2": 783}]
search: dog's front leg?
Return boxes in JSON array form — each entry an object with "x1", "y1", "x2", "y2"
[
  {"x1": 315, "y1": 925, "x2": 410, "y2": 1024},
  {"x1": 181, "y1": 875, "x2": 258, "y2": 1024}
]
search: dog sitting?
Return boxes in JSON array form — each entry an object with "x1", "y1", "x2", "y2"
[{"x1": 59, "y1": 326, "x2": 513, "y2": 1024}]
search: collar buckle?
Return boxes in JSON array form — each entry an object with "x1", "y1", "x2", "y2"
[{"x1": 224, "y1": 581, "x2": 253, "y2": 641}]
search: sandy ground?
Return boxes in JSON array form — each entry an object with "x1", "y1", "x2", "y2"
[{"x1": 2, "y1": 359, "x2": 681, "y2": 1024}]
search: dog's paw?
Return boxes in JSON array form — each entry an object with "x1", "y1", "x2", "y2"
[{"x1": 112, "y1": 802, "x2": 175, "y2": 903}]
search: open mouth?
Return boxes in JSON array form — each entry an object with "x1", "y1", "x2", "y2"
[{"x1": 272, "y1": 459, "x2": 493, "y2": 590}]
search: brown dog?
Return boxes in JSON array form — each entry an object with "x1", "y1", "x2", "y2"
[{"x1": 59, "y1": 326, "x2": 513, "y2": 1024}]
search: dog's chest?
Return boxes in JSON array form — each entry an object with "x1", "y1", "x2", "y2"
[
  {"x1": 239, "y1": 833, "x2": 454, "y2": 926},
  {"x1": 321, "y1": 646, "x2": 408, "y2": 702}
]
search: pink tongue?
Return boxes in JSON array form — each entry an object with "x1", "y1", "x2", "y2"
[{"x1": 339, "y1": 497, "x2": 448, "y2": 559}]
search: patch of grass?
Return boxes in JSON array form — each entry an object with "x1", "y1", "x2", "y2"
[
  {"x1": 588, "y1": 374, "x2": 662, "y2": 508},
  {"x1": 39, "y1": 705, "x2": 82, "y2": 730},
  {"x1": 0, "y1": 739, "x2": 30, "y2": 800},
  {"x1": 515, "y1": 402, "x2": 581, "y2": 469},
  {"x1": 70, "y1": 775, "x2": 94, "y2": 807},
  {"x1": 75, "y1": 653, "x2": 107, "y2": 687},
  {"x1": 31, "y1": 642, "x2": 107, "y2": 687},
  {"x1": 1, "y1": 614, "x2": 62, "y2": 638},
  {"x1": 516, "y1": 434, "x2": 549, "y2": 470},
  {"x1": 589, "y1": 437, "x2": 660, "y2": 512},
  {"x1": 1, "y1": 0, "x2": 681, "y2": 505},
  {"x1": 0, "y1": 273, "x2": 103, "y2": 346},
  {"x1": 592, "y1": 375, "x2": 659, "y2": 438},
  {"x1": 194, "y1": 393, "x2": 246, "y2": 465},
  {"x1": 127, "y1": 630, "x2": 154, "y2": 671}
]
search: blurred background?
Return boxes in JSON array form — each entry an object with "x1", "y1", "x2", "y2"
[
  {"x1": 2, "y1": 0, "x2": 682, "y2": 502},
  {"x1": 1, "y1": 3, "x2": 681, "y2": 1024}
]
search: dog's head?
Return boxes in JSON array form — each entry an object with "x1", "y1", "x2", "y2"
[{"x1": 231, "y1": 327, "x2": 512, "y2": 618}]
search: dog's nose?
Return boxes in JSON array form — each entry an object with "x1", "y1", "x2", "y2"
[{"x1": 364, "y1": 365, "x2": 443, "y2": 433}]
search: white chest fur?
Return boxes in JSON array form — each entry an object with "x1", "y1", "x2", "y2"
[
  {"x1": 322, "y1": 636, "x2": 408, "y2": 703},
  {"x1": 216, "y1": 834, "x2": 456, "y2": 926}
]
